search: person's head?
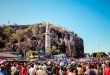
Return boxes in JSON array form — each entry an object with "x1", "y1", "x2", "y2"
[
  {"x1": 0, "y1": 64, "x2": 5, "y2": 70},
  {"x1": 97, "y1": 64, "x2": 102, "y2": 68},
  {"x1": 106, "y1": 62, "x2": 110, "y2": 68},
  {"x1": 60, "y1": 66, "x2": 64, "y2": 71},
  {"x1": 38, "y1": 63, "x2": 41, "y2": 66},
  {"x1": 91, "y1": 64, "x2": 94, "y2": 69},
  {"x1": 78, "y1": 64, "x2": 81, "y2": 68},
  {"x1": 12, "y1": 63, "x2": 16, "y2": 67},
  {"x1": 30, "y1": 64, "x2": 34, "y2": 68},
  {"x1": 71, "y1": 61, "x2": 75, "y2": 66},
  {"x1": 81, "y1": 62, "x2": 84, "y2": 67},
  {"x1": 102, "y1": 64, "x2": 106, "y2": 69},
  {"x1": 24, "y1": 63, "x2": 27, "y2": 66},
  {"x1": 69, "y1": 67, "x2": 73, "y2": 72},
  {"x1": 86, "y1": 65, "x2": 91, "y2": 70}
]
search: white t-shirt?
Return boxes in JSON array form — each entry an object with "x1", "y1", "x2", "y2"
[
  {"x1": 11, "y1": 66, "x2": 17, "y2": 74},
  {"x1": 29, "y1": 67, "x2": 36, "y2": 75}
]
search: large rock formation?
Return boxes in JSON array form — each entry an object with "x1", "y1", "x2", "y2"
[{"x1": 0, "y1": 23, "x2": 84, "y2": 57}]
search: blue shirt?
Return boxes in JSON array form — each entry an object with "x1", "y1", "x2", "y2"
[{"x1": 0, "y1": 70, "x2": 7, "y2": 75}]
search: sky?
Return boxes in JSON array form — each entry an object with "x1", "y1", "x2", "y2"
[{"x1": 0, "y1": 0, "x2": 110, "y2": 54}]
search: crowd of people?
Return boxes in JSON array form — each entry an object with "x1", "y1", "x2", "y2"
[{"x1": 0, "y1": 57, "x2": 110, "y2": 75}]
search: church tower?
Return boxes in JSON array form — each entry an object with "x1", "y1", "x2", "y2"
[{"x1": 45, "y1": 22, "x2": 51, "y2": 53}]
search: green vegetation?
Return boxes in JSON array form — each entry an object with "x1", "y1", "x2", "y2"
[
  {"x1": 3, "y1": 27, "x2": 13, "y2": 37},
  {"x1": 15, "y1": 30, "x2": 23, "y2": 43},
  {"x1": 0, "y1": 38, "x2": 4, "y2": 43},
  {"x1": 0, "y1": 38, "x2": 5, "y2": 48},
  {"x1": 26, "y1": 50, "x2": 37, "y2": 57},
  {"x1": 51, "y1": 46, "x2": 61, "y2": 55},
  {"x1": 91, "y1": 52, "x2": 107, "y2": 57}
]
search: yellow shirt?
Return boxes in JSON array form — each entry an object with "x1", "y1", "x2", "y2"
[{"x1": 77, "y1": 67, "x2": 83, "y2": 74}]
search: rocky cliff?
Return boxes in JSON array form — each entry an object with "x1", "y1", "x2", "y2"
[{"x1": 0, "y1": 23, "x2": 84, "y2": 57}]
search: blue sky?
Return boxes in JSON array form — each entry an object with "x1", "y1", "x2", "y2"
[{"x1": 0, "y1": 0, "x2": 110, "y2": 54}]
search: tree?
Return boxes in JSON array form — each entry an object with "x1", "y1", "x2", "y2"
[
  {"x1": 26, "y1": 50, "x2": 37, "y2": 57},
  {"x1": 26, "y1": 50, "x2": 33, "y2": 57},
  {"x1": 27, "y1": 25, "x2": 33, "y2": 30},
  {"x1": 0, "y1": 38, "x2": 5, "y2": 48},
  {"x1": 51, "y1": 46, "x2": 61, "y2": 55},
  {"x1": 32, "y1": 26, "x2": 38, "y2": 36},
  {"x1": 15, "y1": 30, "x2": 23, "y2": 43},
  {"x1": 14, "y1": 30, "x2": 24, "y2": 54},
  {"x1": 3, "y1": 27, "x2": 13, "y2": 37},
  {"x1": 91, "y1": 52, "x2": 97, "y2": 57},
  {"x1": 92, "y1": 52, "x2": 107, "y2": 57},
  {"x1": 96, "y1": 52, "x2": 107, "y2": 57}
]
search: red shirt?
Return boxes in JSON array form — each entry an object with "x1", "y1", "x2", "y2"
[
  {"x1": 55, "y1": 66, "x2": 60, "y2": 75},
  {"x1": 104, "y1": 68, "x2": 110, "y2": 75},
  {"x1": 21, "y1": 66, "x2": 27, "y2": 75}
]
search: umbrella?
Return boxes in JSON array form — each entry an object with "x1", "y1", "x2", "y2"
[{"x1": 59, "y1": 60, "x2": 68, "y2": 66}]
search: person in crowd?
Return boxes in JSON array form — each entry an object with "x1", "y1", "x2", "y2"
[
  {"x1": 71, "y1": 62, "x2": 78, "y2": 75},
  {"x1": 28, "y1": 64, "x2": 36, "y2": 75},
  {"x1": 59, "y1": 66, "x2": 64, "y2": 75},
  {"x1": 103, "y1": 63, "x2": 110, "y2": 75},
  {"x1": 11, "y1": 64, "x2": 17, "y2": 75},
  {"x1": 0, "y1": 56, "x2": 110, "y2": 75},
  {"x1": 68, "y1": 67, "x2": 75, "y2": 75},
  {"x1": 6, "y1": 62, "x2": 11, "y2": 75},
  {"x1": 20, "y1": 63, "x2": 27, "y2": 75},
  {"x1": 91, "y1": 64, "x2": 98, "y2": 75},
  {"x1": 63, "y1": 66, "x2": 68, "y2": 75},
  {"x1": 15, "y1": 63, "x2": 20, "y2": 75},
  {"x1": 85, "y1": 64, "x2": 96, "y2": 75},
  {"x1": 97, "y1": 64, "x2": 103, "y2": 75},
  {"x1": 102, "y1": 63, "x2": 106, "y2": 75},
  {"x1": 50, "y1": 64, "x2": 56, "y2": 75},
  {"x1": 34, "y1": 62, "x2": 38, "y2": 70},
  {"x1": 55, "y1": 64, "x2": 60, "y2": 75},
  {"x1": 0, "y1": 64, "x2": 8, "y2": 75},
  {"x1": 36, "y1": 64, "x2": 47, "y2": 75},
  {"x1": 77, "y1": 64, "x2": 83, "y2": 75}
]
